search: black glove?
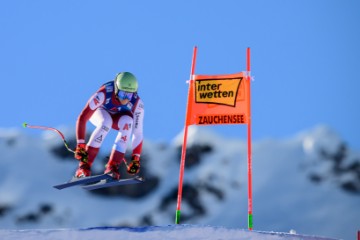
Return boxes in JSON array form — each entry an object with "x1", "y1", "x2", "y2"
[
  {"x1": 127, "y1": 155, "x2": 140, "y2": 175},
  {"x1": 74, "y1": 143, "x2": 88, "y2": 163}
]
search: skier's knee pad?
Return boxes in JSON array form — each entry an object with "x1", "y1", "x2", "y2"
[{"x1": 117, "y1": 115, "x2": 133, "y2": 131}]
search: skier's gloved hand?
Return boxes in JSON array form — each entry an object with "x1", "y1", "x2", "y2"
[
  {"x1": 74, "y1": 143, "x2": 88, "y2": 163},
  {"x1": 127, "y1": 155, "x2": 140, "y2": 175}
]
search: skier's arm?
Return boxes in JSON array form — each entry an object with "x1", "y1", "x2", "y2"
[
  {"x1": 131, "y1": 99, "x2": 144, "y2": 157},
  {"x1": 76, "y1": 90, "x2": 106, "y2": 144}
]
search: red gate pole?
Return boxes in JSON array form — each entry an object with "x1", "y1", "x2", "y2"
[
  {"x1": 246, "y1": 47, "x2": 253, "y2": 230},
  {"x1": 175, "y1": 46, "x2": 198, "y2": 224}
]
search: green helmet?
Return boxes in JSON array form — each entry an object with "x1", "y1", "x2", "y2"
[{"x1": 115, "y1": 72, "x2": 138, "y2": 93}]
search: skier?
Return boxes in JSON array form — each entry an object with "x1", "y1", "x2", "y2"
[{"x1": 74, "y1": 72, "x2": 144, "y2": 180}]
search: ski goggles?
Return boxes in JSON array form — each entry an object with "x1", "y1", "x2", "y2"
[{"x1": 117, "y1": 90, "x2": 133, "y2": 100}]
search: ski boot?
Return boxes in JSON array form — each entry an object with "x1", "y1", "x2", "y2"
[
  {"x1": 75, "y1": 161, "x2": 91, "y2": 178},
  {"x1": 104, "y1": 163, "x2": 120, "y2": 180}
]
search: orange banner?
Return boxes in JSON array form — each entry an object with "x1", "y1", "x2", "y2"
[{"x1": 186, "y1": 72, "x2": 250, "y2": 126}]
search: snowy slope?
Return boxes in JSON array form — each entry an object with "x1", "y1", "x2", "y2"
[
  {"x1": 0, "y1": 125, "x2": 359, "y2": 240},
  {"x1": 0, "y1": 225, "x2": 339, "y2": 240}
]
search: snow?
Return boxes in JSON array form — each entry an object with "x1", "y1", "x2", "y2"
[
  {"x1": 0, "y1": 125, "x2": 359, "y2": 240},
  {"x1": 0, "y1": 225, "x2": 338, "y2": 240}
]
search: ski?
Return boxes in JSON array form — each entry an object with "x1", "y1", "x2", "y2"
[
  {"x1": 82, "y1": 176, "x2": 144, "y2": 190},
  {"x1": 53, "y1": 174, "x2": 114, "y2": 190}
]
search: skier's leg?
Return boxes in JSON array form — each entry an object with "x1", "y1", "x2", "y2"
[
  {"x1": 88, "y1": 108, "x2": 113, "y2": 147},
  {"x1": 86, "y1": 108, "x2": 113, "y2": 164},
  {"x1": 105, "y1": 114, "x2": 133, "y2": 179},
  {"x1": 75, "y1": 108, "x2": 112, "y2": 177}
]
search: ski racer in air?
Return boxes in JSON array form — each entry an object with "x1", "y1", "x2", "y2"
[{"x1": 74, "y1": 72, "x2": 144, "y2": 180}]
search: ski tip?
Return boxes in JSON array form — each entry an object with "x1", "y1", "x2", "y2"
[{"x1": 22, "y1": 122, "x2": 28, "y2": 128}]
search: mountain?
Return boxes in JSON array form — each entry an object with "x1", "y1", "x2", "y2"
[{"x1": 0, "y1": 125, "x2": 358, "y2": 240}]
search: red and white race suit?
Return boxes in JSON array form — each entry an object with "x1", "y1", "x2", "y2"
[{"x1": 76, "y1": 81, "x2": 144, "y2": 164}]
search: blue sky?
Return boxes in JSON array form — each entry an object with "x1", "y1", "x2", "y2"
[{"x1": 1, "y1": 0, "x2": 360, "y2": 150}]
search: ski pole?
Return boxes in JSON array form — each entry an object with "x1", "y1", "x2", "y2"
[{"x1": 22, "y1": 123, "x2": 76, "y2": 154}]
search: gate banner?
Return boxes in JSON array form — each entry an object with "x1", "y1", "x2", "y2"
[{"x1": 186, "y1": 72, "x2": 250, "y2": 126}]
